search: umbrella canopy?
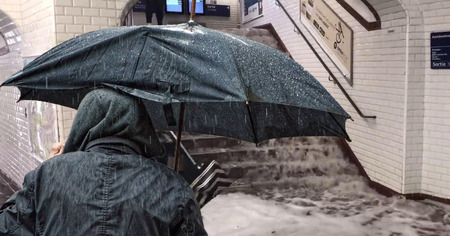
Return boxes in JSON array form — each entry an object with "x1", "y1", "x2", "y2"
[{"x1": 1, "y1": 22, "x2": 351, "y2": 143}]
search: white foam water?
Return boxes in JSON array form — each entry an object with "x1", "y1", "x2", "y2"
[{"x1": 201, "y1": 137, "x2": 450, "y2": 236}]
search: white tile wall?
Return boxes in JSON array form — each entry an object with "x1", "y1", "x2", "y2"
[
  {"x1": 419, "y1": 0, "x2": 450, "y2": 200},
  {"x1": 400, "y1": 2, "x2": 425, "y2": 195},
  {"x1": 19, "y1": 0, "x2": 56, "y2": 57},
  {"x1": 0, "y1": 0, "x2": 57, "y2": 185},
  {"x1": 0, "y1": 52, "x2": 40, "y2": 185}
]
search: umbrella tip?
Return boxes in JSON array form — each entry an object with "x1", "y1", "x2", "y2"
[
  {"x1": 188, "y1": 20, "x2": 196, "y2": 26},
  {"x1": 186, "y1": 20, "x2": 197, "y2": 32}
]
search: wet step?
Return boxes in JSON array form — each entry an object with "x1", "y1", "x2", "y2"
[
  {"x1": 188, "y1": 145, "x2": 336, "y2": 165},
  {"x1": 219, "y1": 155, "x2": 360, "y2": 179},
  {"x1": 181, "y1": 136, "x2": 252, "y2": 151},
  {"x1": 189, "y1": 148, "x2": 278, "y2": 166}
]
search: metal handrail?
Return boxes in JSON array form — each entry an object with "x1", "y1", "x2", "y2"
[
  {"x1": 169, "y1": 131, "x2": 198, "y2": 166},
  {"x1": 275, "y1": 0, "x2": 376, "y2": 119}
]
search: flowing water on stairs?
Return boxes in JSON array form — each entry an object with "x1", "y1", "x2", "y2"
[{"x1": 195, "y1": 137, "x2": 450, "y2": 236}]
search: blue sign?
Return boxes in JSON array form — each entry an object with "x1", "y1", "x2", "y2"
[
  {"x1": 431, "y1": 31, "x2": 450, "y2": 69},
  {"x1": 205, "y1": 4, "x2": 230, "y2": 17}
]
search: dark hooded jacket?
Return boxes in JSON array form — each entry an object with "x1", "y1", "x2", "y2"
[{"x1": 0, "y1": 89, "x2": 208, "y2": 236}]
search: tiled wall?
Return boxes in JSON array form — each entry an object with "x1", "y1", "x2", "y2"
[
  {"x1": 20, "y1": 0, "x2": 56, "y2": 57},
  {"x1": 419, "y1": 0, "x2": 450, "y2": 199},
  {"x1": 0, "y1": 43, "x2": 36, "y2": 185},
  {"x1": 0, "y1": 0, "x2": 56, "y2": 185},
  {"x1": 401, "y1": 0, "x2": 425, "y2": 195}
]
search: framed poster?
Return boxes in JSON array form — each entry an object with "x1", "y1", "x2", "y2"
[
  {"x1": 300, "y1": 0, "x2": 353, "y2": 84},
  {"x1": 242, "y1": 0, "x2": 262, "y2": 23}
]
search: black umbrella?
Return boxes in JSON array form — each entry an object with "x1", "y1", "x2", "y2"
[{"x1": 1, "y1": 23, "x2": 351, "y2": 170}]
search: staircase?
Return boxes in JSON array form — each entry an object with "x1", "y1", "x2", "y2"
[
  {"x1": 179, "y1": 133, "x2": 276, "y2": 179},
  {"x1": 178, "y1": 133, "x2": 360, "y2": 193}
]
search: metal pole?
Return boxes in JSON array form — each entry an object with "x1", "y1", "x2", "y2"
[
  {"x1": 190, "y1": 0, "x2": 197, "y2": 21},
  {"x1": 174, "y1": 102, "x2": 185, "y2": 172}
]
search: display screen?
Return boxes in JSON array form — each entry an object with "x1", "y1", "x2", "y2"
[
  {"x1": 188, "y1": 0, "x2": 204, "y2": 14},
  {"x1": 166, "y1": 0, "x2": 183, "y2": 13}
]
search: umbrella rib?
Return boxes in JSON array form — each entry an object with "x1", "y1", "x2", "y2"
[
  {"x1": 327, "y1": 112, "x2": 351, "y2": 142},
  {"x1": 128, "y1": 33, "x2": 149, "y2": 82},
  {"x1": 82, "y1": 47, "x2": 98, "y2": 82},
  {"x1": 221, "y1": 38, "x2": 248, "y2": 97},
  {"x1": 245, "y1": 102, "x2": 259, "y2": 143},
  {"x1": 84, "y1": 41, "x2": 114, "y2": 85}
]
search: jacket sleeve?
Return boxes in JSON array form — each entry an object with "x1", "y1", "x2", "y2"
[
  {"x1": 171, "y1": 199, "x2": 208, "y2": 236},
  {"x1": 0, "y1": 171, "x2": 36, "y2": 236}
]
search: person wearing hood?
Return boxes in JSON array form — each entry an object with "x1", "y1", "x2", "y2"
[{"x1": 0, "y1": 88, "x2": 208, "y2": 235}]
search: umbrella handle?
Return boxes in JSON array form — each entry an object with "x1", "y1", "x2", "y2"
[
  {"x1": 174, "y1": 102, "x2": 186, "y2": 172},
  {"x1": 190, "y1": 0, "x2": 196, "y2": 21}
]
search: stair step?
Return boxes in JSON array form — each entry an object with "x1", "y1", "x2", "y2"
[
  {"x1": 189, "y1": 145, "x2": 336, "y2": 165},
  {"x1": 190, "y1": 148, "x2": 278, "y2": 165},
  {"x1": 180, "y1": 132, "x2": 224, "y2": 141},
  {"x1": 181, "y1": 136, "x2": 254, "y2": 150},
  {"x1": 222, "y1": 160, "x2": 360, "y2": 181}
]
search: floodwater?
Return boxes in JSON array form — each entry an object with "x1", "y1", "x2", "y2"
[{"x1": 202, "y1": 137, "x2": 450, "y2": 236}]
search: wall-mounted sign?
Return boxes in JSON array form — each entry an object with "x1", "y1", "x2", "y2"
[
  {"x1": 205, "y1": 4, "x2": 230, "y2": 17},
  {"x1": 133, "y1": 0, "x2": 146, "y2": 12},
  {"x1": 243, "y1": 0, "x2": 262, "y2": 23},
  {"x1": 431, "y1": 31, "x2": 450, "y2": 69},
  {"x1": 300, "y1": 0, "x2": 353, "y2": 83}
]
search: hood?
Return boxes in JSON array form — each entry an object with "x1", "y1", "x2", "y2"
[{"x1": 63, "y1": 88, "x2": 165, "y2": 158}]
